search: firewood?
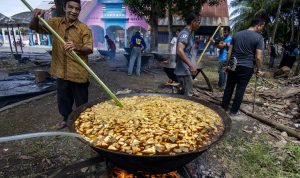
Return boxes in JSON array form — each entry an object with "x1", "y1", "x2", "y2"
[
  {"x1": 198, "y1": 92, "x2": 300, "y2": 140},
  {"x1": 241, "y1": 109, "x2": 300, "y2": 140}
]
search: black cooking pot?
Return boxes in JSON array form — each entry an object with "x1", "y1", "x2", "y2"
[
  {"x1": 163, "y1": 68, "x2": 203, "y2": 82},
  {"x1": 68, "y1": 93, "x2": 231, "y2": 173},
  {"x1": 161, "y1": 54, "x2": 204, "y2": 82}
]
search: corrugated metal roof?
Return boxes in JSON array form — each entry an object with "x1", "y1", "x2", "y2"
[
  {"x1": 201, "y1": 1, "x2": 229, "y2": 18},
  {"x1": 11, "y1": 12, "x2": 33, "y2": 24},
  {"x1": 0, "y1": 13, "x2": 9, "y2": 24}
]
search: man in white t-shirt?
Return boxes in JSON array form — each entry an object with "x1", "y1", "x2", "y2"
[
  {"x1": 170, "y1": 30, "x2": 180, "y2": 55},
  {"x1": 164, "y1": 30, "x2": 180, "y2": 84}
]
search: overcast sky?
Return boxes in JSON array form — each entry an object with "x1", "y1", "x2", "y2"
[
  {"x1": 0, "y1": 0, "x2": 232, "y2": 17},
  {"x1": 0, "y1": 0, "x2": 41, "y2": 17}
]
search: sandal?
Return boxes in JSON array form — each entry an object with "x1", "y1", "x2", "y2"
[{"x1": 55, "y1": 121, "x2": 67, "y2": 130}]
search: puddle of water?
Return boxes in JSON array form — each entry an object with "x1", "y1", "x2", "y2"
[
  {"x1": 0, "y1": 73, "x2": 56, "y2": 108},
  {"x1": 0, "y1": 71, "x2": 8, "y2": 80}
]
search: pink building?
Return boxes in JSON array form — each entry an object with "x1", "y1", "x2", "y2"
[{"x1": 79, "y1": 0, "x2": 148, "y2": 49}]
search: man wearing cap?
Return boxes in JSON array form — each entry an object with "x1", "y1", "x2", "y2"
[
  {"x1": 29, "y1": 0, "x2": 93, "y2": 129},
  {"x1": 128, "y1": 31, "x2": 146, "y2": 76}
]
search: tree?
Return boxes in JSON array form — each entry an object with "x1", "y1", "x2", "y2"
[
  {"x1": 230, "y1": 0, "x2": 272, "y2": 31},
  {"x1": 167, "y1": 0, "x2": 173, "y2": 47},
  {"x1": 290, "y1": 0, "x2": 296, "y2": 42},
  {"x1": 174, "y1": 0, "x2": 223, "y2": 18},
  {"x1": 124, "y1": 0, "x2": 224, "y2": 50},
  {"x1": 124, "y1": 0, "x2": 166, "y2": 50},
  {"x1": 54, "y1": 0, "x2": 65, "y2": 17},
  {"x1": 229, "y1": 0, "x2": 300, "y2": 44},
  {"x1": 167, "y1": 0, "x2": 223, "y2": 51},
  {"x1": 271, "y1": 0, "x2": 283, "y2": 44}
]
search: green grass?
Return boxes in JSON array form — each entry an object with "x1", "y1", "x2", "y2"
[
  {"x1": 195, "y1": 67, "x2": 219, "y2": 87},
  {"x1": 217, "y1": 136, "x2": 300, "y2": 178},
  {"x1": 202, "y1": 68, "x2": 218, "y2": 81},
  {"x1": 282, "y1": 143, "x2": 300, "y2": 175}
]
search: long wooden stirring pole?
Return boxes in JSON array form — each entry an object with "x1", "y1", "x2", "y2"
[
  {"x1": 20, "y1": 0, "x2": 123, "y2": 107},
  {"x1": 197, "y1": 23, "x2": 222, "y2": 65},
  {"x1": 252, "y1": 75, "x2": 258, "y2": 113}
]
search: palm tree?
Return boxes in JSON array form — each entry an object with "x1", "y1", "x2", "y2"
[
  {"x1": 229, "y1": 0, "x2": 269, "y2": 32},
  {"x1": 229, "y1": 0, "x2": 300, "y2": 44}
]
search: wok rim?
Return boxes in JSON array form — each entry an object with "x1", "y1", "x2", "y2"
[{"x1": 68, "y1": 93, "x2": 231, "y2": 158}]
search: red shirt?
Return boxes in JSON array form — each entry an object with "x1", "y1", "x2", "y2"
[{"x1": 107, "y1": 38, "x2": 116, "y2": 51}]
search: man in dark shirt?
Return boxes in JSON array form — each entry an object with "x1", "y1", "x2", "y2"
[
  {"x1": 222, "y1": 18, "x2": 265, "y2": 116},
  {"x1": 174, "y1": 12, "x2": 200, "y2": 96},
  {"x1": 128, "y1": 31, "x2": 146, "y2": 76}
]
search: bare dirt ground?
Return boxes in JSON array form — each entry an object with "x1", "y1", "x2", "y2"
[
  {"x1": 0, "y1": 55, "x2": 299, "y2": 177},
  {"x1": 0, "y1": 57, "x2": 179, "y2": 177}
]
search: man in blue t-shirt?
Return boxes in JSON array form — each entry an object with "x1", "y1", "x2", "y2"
[
  {"x1": 128, "y1": 31, "x2": 146, "y2": 76},
  {"x1": 210, "y1": 27, "x2": 232, "y2": 89},
  {"x1": 221, "y1": 18, "x2": 265, "y2": 116}
]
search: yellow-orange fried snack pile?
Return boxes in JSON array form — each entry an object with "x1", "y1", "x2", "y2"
[{"x1": 75, "y1": 96, "x2": 224, "y2": 155}]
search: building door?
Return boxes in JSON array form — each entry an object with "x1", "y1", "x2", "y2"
[
  {"x1": 106, "y1": 26, "x2": 125, "y2": 49},
  {"x1": 90, "y1": 25, "x2": 105, "y2": 48}
]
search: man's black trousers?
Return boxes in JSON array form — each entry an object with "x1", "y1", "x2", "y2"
[
  {"x1": 221, "y1": 66, "x2": 254, "y2": 114},
  {"x1": 57, "y1": 78, "x2": 89, "y2": 121}
]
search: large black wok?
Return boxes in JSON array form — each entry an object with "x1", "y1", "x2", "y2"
[
  {"x1": 163, "y1": 68, "x2": 203, "y2": 82},
  {"x1": 68, "y1": 93, "x2": 231, "y2": 173}
]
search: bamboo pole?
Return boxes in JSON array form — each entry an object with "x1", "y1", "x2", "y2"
[
  {"x1": 20, "y1": 0, "x2": 123, "y2": 107},
  {"x1": 197, "y1": 23, "x2": 222, "y2": 65}
]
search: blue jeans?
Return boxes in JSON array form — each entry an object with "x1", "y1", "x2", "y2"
[
  {"x1": 100, "y1": 50, "x2": 115, "y2": 61},
  {"x1": 128, "y1": 47, "x2": 142, "y2": 76},
  {"x1": 221, "y1": 66, "x2": 254, "y2": 114},
  {"x1": 218, "y1": 61, "x2": 227, "y2": 88}
]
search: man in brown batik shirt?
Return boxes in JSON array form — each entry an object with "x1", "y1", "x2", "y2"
[{"x1": 29, "y1": 0, "x2": 93, "y2": 129}]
